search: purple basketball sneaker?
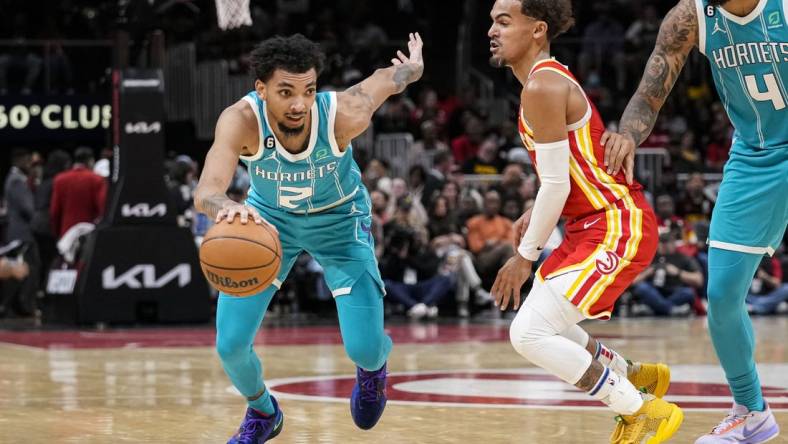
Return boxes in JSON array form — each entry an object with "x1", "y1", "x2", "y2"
[
  {"x1": 695, "y1": 402, "x2": 779, "y2": 443},
  {"x1": 227, "y1": 396, "x2": 284, "y2": 444},
  {"x1": 350, "y1": 363, "x2": 388, "y2": 430}
]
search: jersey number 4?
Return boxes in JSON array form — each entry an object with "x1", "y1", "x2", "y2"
[
  {"x1": 745, "y1": 73, "x2": 786, "y2": 110},
  {"x1": 279, "y1": 186, "x2": 313, "y2": 209}
]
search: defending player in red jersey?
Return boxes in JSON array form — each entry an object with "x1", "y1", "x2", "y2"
[{"x1": 488, "y1": 1, "x2": 683, "y2": 442}]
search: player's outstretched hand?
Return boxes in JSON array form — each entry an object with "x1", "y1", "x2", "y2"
[
  {"x1": 600, "y1": 130, "x2": 636, "y2": 185},
  {"x1": 512, "y1": 207, "x2": 533, "y2": 251},
  {"x1": 491, "y1": 255, "x2": 533, "y2": 311},
  {"x1": 391, "y1": 32, "x2": 424, "y2": 81},
  {"x1": 216, "y1": 203, "x2": 278, "y2": 233}
]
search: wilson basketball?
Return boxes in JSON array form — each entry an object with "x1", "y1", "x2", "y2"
[{"x1": 199, "y1": 221, "x2": 281, "y2": 297}]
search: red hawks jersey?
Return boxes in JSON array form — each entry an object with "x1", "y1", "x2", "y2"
[{"x1": 518, "y1": 59, "x2": 643, "y2": 221}]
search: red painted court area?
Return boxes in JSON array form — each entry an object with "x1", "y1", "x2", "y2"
[{"x1": 271, "y1": 371, "x2": 788, "y2": 410}]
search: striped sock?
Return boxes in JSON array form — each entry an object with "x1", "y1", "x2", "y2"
[{"x1": 594, "y1": 341, "x2": 629, "y2": 377}]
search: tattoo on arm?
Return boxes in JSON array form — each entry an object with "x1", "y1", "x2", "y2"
[
  {"x1": 620, "y1": 0, "x2": 696, "y2": 145},
  {"x1": 345, "y1": 83, "x2": 375, "y2": 115},
  {"x1": 336, "y1": 62, "x2": 421, "y2": 145},
  {"x1": 392, "y1": 63, "x2": 421, "y2": 93},
  {"x1": 198, "y1": 193, "x2": 232, "y2": 219}
]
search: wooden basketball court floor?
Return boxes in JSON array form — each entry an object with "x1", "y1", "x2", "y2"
[{"x1": 1, "y1": 317, "x2": 787, "y2": 443}]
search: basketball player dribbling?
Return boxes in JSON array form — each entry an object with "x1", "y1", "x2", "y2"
[
  {"x1": 602, "y1": 0, "x2": 786, "y2": 441},
  {"x1": 488, "y1": 1, "x2": 684, "y2": 442},
  {"x1": 193, "y1": 33, "x2": 423, "y2": 443}
]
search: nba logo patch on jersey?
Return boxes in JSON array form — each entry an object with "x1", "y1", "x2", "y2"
[{"x1": 595, "y1": 251, "x2": 620, "y2": 275}]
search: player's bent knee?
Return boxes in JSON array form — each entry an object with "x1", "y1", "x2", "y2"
[
  {"x1": 216, "y1": 332, "x2": 253, "y2": 365},
  {"x1": 509, "y1": 307, "x2": 549, "y2": 361},
  {"x1": 706, "y1": 301, "x2": 742, "y2": 330},
  {"x1": 706, "y1": 270, "x2": 751, "y2": 328},
  {"x1": 706, "y1": 272, "x2": 745, "y2": 304},
  {"x1": 344, "y1": 337, "x2": 386, "y2": 371}
]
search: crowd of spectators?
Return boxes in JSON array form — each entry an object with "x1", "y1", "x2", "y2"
[
  {"x1": 1, "y1": 0, "x2": 786, "y2": 321},
  {"x1": 0, "y1": 146, "x2": 107, "y2": 318}
]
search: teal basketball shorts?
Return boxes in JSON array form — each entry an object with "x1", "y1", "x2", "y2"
[
  {"x1": 249, "y1": 189, "x2": 385, "y2": 297},
  {"x1": 709, "y1": 144, "x2": 788, "y2": 256}
]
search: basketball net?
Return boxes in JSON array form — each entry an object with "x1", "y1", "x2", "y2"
[{"x1": 215, "y1": 0, "x2": 252, "y2": 30}]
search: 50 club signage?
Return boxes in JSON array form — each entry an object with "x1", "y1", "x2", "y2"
[{"x1": 0, "y1": 95, "x2": 111, "y2": 142}]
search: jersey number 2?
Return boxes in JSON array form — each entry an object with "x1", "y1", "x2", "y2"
[
  {"x1": 745, "y1": 73, "x2": 786, "y2": 110},
  {"x1": 279, "y1": 186, "x2": 312, "y2": 209}
]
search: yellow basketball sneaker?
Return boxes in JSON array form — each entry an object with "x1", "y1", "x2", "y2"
[
  {"x1": 609, "y1": 394, "x2": 684, "y2": 444},
  {"x1": 628, "y1": 362, "x2": 671, "y2": 398}
]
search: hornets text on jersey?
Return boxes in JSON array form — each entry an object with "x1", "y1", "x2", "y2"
[
  {"x1": 240, "y1": 91, "x2": 364, "y2": 213},
  {"x1": 696, "y1": 0, "x2": 788, "y2": 151}
]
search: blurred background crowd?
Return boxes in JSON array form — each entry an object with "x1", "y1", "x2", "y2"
[{"x1": 0, "y1": 0, "x2": 785, "y2": 322}]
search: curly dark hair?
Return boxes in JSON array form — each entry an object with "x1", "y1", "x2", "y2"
[
  {"x1": 249, "y1": 34, "x2": 325, "y2": 82},
  {"x1": 520, "y1": 0, "x2": 575, "y2": 41}
]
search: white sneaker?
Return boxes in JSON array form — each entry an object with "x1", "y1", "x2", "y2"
[
  {"x1": 630, "y1": 303, "x2": 654, "y2": 316},
  {"x1": 695, "y1": 402, "x2": 780, "y2": 443},
  {"x1": 474, "y1": 288, "x2": 493, "y2": 304},
  {"x1": 457, "y1": 302, "x2": 469, "y2": 318},
  {"x1": 407, "y1": 303, "x2": 428, "y2": 320},
  {"x1": 426, "y1": 306, "x2": 439, "y2": 319}
]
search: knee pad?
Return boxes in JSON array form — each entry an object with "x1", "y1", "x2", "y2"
[
  {"x1": 509, "y1": 306, "x2": 554, "y2": 360},
  {"x1": 509, "y1": 304, "x2": 592, "y2": 385}
]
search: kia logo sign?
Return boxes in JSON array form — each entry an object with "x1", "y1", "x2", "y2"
[
  {"x1": 125, "y1": 121, "x2": 161, "y2": 134},
  {"x1": 121, "y1": 203, "x2": 167, "y2": 218},
  {"x1": 102, "y1": 264, "x2": 191, "y2": 289}
]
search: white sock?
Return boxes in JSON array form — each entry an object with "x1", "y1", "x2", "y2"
[
  {"x1": 594, "y1": 341, "x2": 629, "y2": 377},
  {"x1": 588, "y1": 367, "x2": 644, "y2": 415}
]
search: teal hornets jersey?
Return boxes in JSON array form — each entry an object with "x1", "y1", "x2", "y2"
[
  {"x1": 241, "y1": 91, "x2": 363, "y2": 214},
  {"x1": 696, "y1": 0, "x2": 788, "y2": 150}
]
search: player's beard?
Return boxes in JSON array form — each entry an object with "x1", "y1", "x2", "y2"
[
  {"x1": 277, "y1": 121, "x2": 305, "y2": 137},
  {"x1": 706, "y1": 0, "x2": 731, "y2": 5},
  {"x1": 489, "y1": 55, "x2": 506, "y2": 68}
]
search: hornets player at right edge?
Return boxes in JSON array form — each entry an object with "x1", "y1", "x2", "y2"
[
  {"x1": 194, "y1": 33, "x2": 423, "y2": 443},
  {"x1": 602, "y1": 0, "x2": 787, "y2": 442}
]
